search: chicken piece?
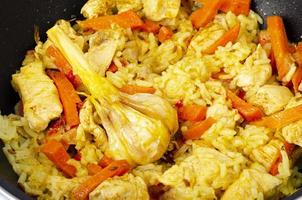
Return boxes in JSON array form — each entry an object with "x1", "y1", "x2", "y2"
[
  {"x1": 246, "y1": 85, "x2": 293, "y2": 115},
  {"x1": 143, "y1": 0, "x2": 181, "y2": 21},
  {"x1": 81, "y1": 0, "x2": 116, "y2": 18},
  {"x1": 76, "y1": 100, "x2": 107, "y2": 151},
  {"x1": 188, "y1": 23, "x2": 226, "y2": 55},
  {"x1": 89, "y1": 174, "x2": 149, "y2": 200},
  {"x1": 116, "y1": 0, "x2": 143, "y2": 13},
  {"x1": 282, "y1": 120, "x2": 302, "y2": 147},
  {"x1": 281, "y1": 95, "x2": 302, "y2": 146},
  {"x1": 159, "y1": 145, "x2": 247, "y2": 200},
  {"x1": 221, "y1": 168, "x2": 281, "y2": 200},
  {"x1": 233, "y1": 45, "x2": 272, "y2": 91},
  {"x1": 11, "y1": 61, "x2": 62, "y2": 132},
  {"x1": 86, "y1": 40, "x2": 117, "y2": 76},
  {"x1": 250, "y1": 139, "x2": 283, "y2": 171}
]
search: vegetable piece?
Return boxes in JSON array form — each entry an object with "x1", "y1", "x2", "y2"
[
  {"x1": 220, "y1": 0, "x2": 251, "y2": 16},
  {"x1": 190, "y1": 0, "x2": 222, "y2": 29},
  {"x1": 284, "y1": 142, "x2": 296, "y2": 155},
  {"x1": 120, "y1": 85, "x2": 156, "y2": 95},
  {"x1": 203, "y1": 23, "x2": 240, "y2": 54},
  {"x1": 178, "y1": 104, "x2": 207, "y2": 122},
  {"x1": 292, "y1": 64, "x2": 302, "y2": 93},
  {"x1": 252, "y1": 104, "x2": 302, "y2": 129},
  {"x1": 71, "y1": 160, "x2": 131, "y2": 200},
  {"x1": 99, "y1": 155, "x2": 113, "y2": 168},
  {"x1": 183, "y1": 117, "x2": 216, "y2": 140},
  {"x1": 74, "y1": 152, "x2": 81, "y2": 161},
  {"x1": 270, "y1": 142, "x2": 295, "y2": 176},
  {"x1": 87, "y1": 164, "x2": 103, "y2": 175},
  {"x1": 267, "y1": 16, "x2": 295, "y2": 80},
  {"x1": 42, "y1": 140, "x2": 77, "y2": 178},
  {"x1": 120, "y1": 93, "x2": 179, "y2": 134},
  {"x1": 227, "y1": 90, "x2": 263, "y2": 122},
  {"x1": 47, "y1": 118, "x2": 65, "y2": 136},
  {"x1": 269, "y1": 151, "x2": 282, "y2": 176},
  {"x1": 47, "y1": 25, "x2": 177, "y2": 165},
  {"x1": 107, "y1": 63, "x2": 118, "y2": 73},
  {"x1": 158, "y1": 26, "x2": 173, "y2": 43},
  {"x1": 78, "y1": 10, "x2": 144, "y2": 30},
  {"x1": 292, "y1": 43, "x2": 302, "y2": 92},
  {"x1": 47, "y1": 70, "x2": 81, "y2": 128},
  {"x1": 47, "y1": 46, "x2": 81, "y2": 88},
  {"x1": 139, "y1": 19, "x2": 161, "y2": 33}
]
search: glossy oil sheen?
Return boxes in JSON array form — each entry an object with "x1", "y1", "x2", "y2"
[{"x1": 0, "y1": 0, "x2": 302, "y2": 199}]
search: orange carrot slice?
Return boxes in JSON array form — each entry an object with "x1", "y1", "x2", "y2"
[
  {"x1": 42, "y1": 140, "x2": 77, "y2": 178},
  {"x1": 183, "y1": 117, "x2": 216, "y2": 140},
  {"x1": 220, "y1": 0, "x2": 251, "y2": 16},
  {"x1": 227, "y1": 90, "x2": 263, "y2": 122},
  {"x1": 120, "y1": 85, "x2": 156, "y2": 95},
  {"x1": 78, "y1": 10, "x2": 144, "y2": 30},
  {"x1": 269, "y1": 151, "x2": 282, "y2": 176},
  {"x1": 270, "y1": 142, "x2": 295, "y2": 176},
  {"x1": 158, "y1": 26, "x2": 173, "y2": 43},
  {"x1": 252, "y1": 104, "x2": 302, "y2": 129},
  {"x1": 284, "y1": 142, "x2": 296, "y2": 155},
  {"x1": 203, "y1": 23, "x2": 240, "y2": 54},
  {"x1": 267, "y1": 16, "x2": 295, "y2": 80},
  {"x1": 47, "y1": 46, "x2": 82, "y2": 88},
  {"x1": 190, "y1": 0, "x2": 223, "y2": 29},
  {"x1": 107, "y1": 63, "x2": 118, "y2": 73},
  {"x1": 99, "y1": 155, "x2": 113, "y2": 168},
  {"x1": 292, "y1": 43, "x2": 302, "y2": 92},
  {"x1": 139, "y1": 19, "x2": 161, "y2": 33},
  {"x1": 47, "y1": 71, "x2": 81, "y2": 128},
  {"x1": 87, "y1": 164, "x2": 103, "y2": 176},
  {"x1": 71, "y1": 160, "x2": 131, "y2": 200},
  {"x1": 178, "y1": 104, "x2": 207, "y2": 122}
]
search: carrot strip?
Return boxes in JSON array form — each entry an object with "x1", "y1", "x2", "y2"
[
  {"x1": 158, "y1": 26, "x2": 173, "y2": 43},
  {"x1": 47, "y1": 46, "x2": 82, "y2": 88},
  {"x1": 203, "y1": 23, "x2": 240, "y2": 54},
  {"x1": 267, "y1": 16, "x2": 295, "y2": 80},
  {"x1": 252, "y1": 104, "x2": 302, "y2": 129},
  {"x1": 190, "y1": 0, "x2": 223, "y2": 29},
  {"x1": 139, "y1": 20, "x2": 161, "y2": 34},
  {"x1": 71, "y1": 160, "x2": 131, "y2": 200},
  {"x1": 78, "y1": 10, "x2": 144, "y2": 30},
  {"x1": 292, "y1": 65, "x2": 302, "y2": 93},
  {"x1": 284, "y1": 142, "x2": 296, "y2": 155},
  {"x1": 269, "y1": 151, "x2": 282, "y2": 176},
  {"x1": 270, "y1": 142, "x2": 295, "y2": 176},
  {"x1": 292, "y1": 43, "x2": 302, "y2": 92},
  {"x1": 99, "y1": 155, "x2": 113, "y2": 168},
  {"x1": 74, "y1": 152, "x2": 81, "y2": 161},
  {"x1": 183, "y1": 117, "x2": 216, "y2": 140},
  {"x1": 120, "y1": 85, "x2": 156, "y2": 95},
  {"x1": 47, "y1": 118, "x2": 65, "y2": 136},
  {"x1": 107, "y1": 63, "x2": 118, "y2": 73},
  {"x1": 87, "y1": 164, "x2": 103, "y2": 176},
  {"x1": 42, "y1": 140, "x2": 77, "y2": 178},
  {"x1": 178, "y1": 104, "x2": 207, "y2": 122},
  {"x1": 220, "y1": 0, "x2": 251, "y2": 16},
  {"x1": 227, "y1": 90, "x2": 263, "y2": 122},
  {"x1": 47, "y1": 71, "x2": 81, "y2": 128}
]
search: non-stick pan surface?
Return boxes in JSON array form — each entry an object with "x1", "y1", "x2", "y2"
[{"x1": 0, "y1": 0, "x2": 302, "y2": 199}]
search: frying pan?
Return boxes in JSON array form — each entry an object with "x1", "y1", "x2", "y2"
[{"x1": 0, "y1": 0, "x2": 302, "y2": 199}]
